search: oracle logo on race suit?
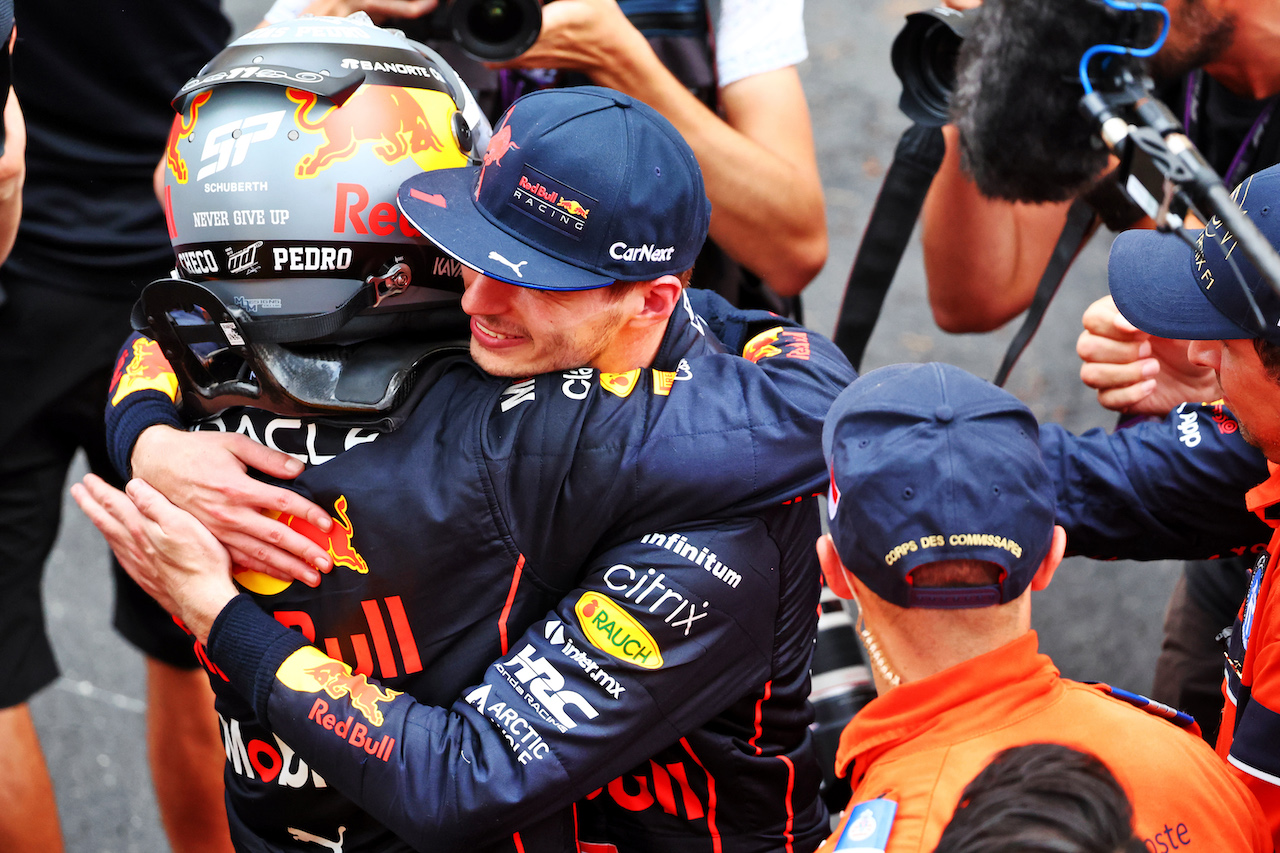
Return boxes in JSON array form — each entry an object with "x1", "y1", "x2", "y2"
[{"x1": 194, "y1": 411, "x2": 381, "y2": 467}]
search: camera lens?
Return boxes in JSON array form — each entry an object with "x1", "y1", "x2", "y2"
[
  {"x1": 891, "y1": 7, "x2": 979, "y2": 127},
  {"x1": 466, "y1": 0, "x2": 525, "y2": 46},
  {"x1": 449, "y1": 0, "x2": 542, "y2": 62},
  {"x1": 916, "y1": 20, "x2": 961, "y2": 119}
]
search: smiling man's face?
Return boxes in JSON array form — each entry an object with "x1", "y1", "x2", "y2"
[{"x1": 459, "y1": 272, "x2": 634, "y2": 377}]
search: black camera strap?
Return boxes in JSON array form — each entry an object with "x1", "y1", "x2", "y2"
[
  {"x1": 833, "y1": 122, "x2": 945, "y2": 370},
  {"x1": 992, "y1": 198, "x2": 1098, "y2": 387}
]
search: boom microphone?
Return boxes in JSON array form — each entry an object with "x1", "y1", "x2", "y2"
[{"x1": 950, "y1": 0, "x2": 1152, "y2": 203}]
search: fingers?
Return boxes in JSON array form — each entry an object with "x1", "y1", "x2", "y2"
[
  {"x1": 71, "y1": 474, "x2": 138, "y2": 551},
  {"x1": 1080, "y1": 295, "x2": 1143, "y2": 340},
  {"x1": 224, "y1": 533, "x2": 323, "y2": 588},
  {"x1": 208, "y1": 485, "x2": 333, "y2": 572},
  {"x1": 134, "y1": 475, "x2": 328, "y2": 581},
  {"x1": 1077, "y1": 326, "x2": 1153, "y2": 367},
  {"x1": 227, "y1": 546, "x2": 319, "y2": 588},
  {"x1": 221, "y1": 432, "x2": 306, "y2": 480},
  {"x1": 125, "y1": 478, "x2": 229, "y2": 565}
]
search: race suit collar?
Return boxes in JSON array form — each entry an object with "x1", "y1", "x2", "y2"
[
  {"x1": 834, "y1": 631, "x2": 1062, "y2": 781},
  {"x1": 1246, "y1": 462, "x2": 1280, "y2": 528},
  {"x1": 650, "y1": 289, "x2": 729, "y2": 371}
]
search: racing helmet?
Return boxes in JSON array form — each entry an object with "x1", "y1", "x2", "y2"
[{"x1": 139, "y1": 14, "x2": 492, "y2": 419}]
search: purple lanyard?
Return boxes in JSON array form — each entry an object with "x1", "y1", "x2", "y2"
[{"x1": 1183, "y1": 69, "x2": 1279, "y2": 187}]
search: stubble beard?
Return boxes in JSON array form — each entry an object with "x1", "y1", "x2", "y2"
[{"x1": 1148, "y1": 2, "x2": 1237, "y2": 81}]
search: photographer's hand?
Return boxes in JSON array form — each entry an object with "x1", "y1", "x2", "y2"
[
  {"x1": 267, "y1": 0, "x2": 439, "y2": 25},
  {"x1": 492, "y1": 0, "x2": 827, "y2": 296},
  {"x1": 1077, "y1": 295, "x2": 1221, "y2": 416}
]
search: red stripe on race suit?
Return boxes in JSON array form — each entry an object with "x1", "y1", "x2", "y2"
[
  {"x1": 680, "y1": 737, "x2": 721, "y2": 853},
  {"x1": 499, "y1": 554, "x2": 526, "y2": 655}
]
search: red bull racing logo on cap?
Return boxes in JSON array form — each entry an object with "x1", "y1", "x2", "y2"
[
  {"x1": 288, "y1": 86, "x2": 462, "y2": 179},
  {"x1": 510, "y1": 165, "x2": 597, "y2": 241},
  {"x1": 110, "y1": 338, "x2": 179, "y2": 406}
]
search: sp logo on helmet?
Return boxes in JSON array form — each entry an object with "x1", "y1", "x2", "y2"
[{"x1": 196, "y1": 109, "x2": 286, "y2": 182}]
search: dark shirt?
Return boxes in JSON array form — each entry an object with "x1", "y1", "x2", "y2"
[{"x1": 5, "y1": 0, "x2": 230, "y2": 296}]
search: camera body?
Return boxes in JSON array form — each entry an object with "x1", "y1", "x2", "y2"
[{"x1": 401, "y1": 0, "x2": 544, "y2": 63}]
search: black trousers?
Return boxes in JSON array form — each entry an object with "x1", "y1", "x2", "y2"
[{"x1": 0, "y1": 280, "x2": 197, "y2": 708}]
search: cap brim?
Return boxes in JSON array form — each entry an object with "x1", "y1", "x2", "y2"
[
  {"x1": 1108, "y1": 228, "x2": 1255, "y2": 341},
  {"x1": 398, "y1": 169, "x2": 615, "y2": 291}
]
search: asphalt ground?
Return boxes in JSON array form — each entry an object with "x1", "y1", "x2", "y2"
[{"x1": 39, "y1": 1, "x2": 1180, "y2": 850}]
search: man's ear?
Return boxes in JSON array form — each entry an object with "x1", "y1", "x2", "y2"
[
  {"x1": 1030, "y1": 525, "x2": 1067, "y2": 592},
  {"x1": 817, "y1": 534, "x2": 855, "y2": 599},
  {"x1": 630, "y1": 275, "x2": 683, "y2": 328}
]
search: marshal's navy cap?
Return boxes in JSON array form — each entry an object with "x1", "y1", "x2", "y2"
[
  {"x1": 1109, "y1": 165, "x2": 1280, "y2": 346},
  {"x1": 823, "y1": 363, "x2": 1057, "y2": 609},
  {"x1": 397, "y1": 86, "x2": 711, "y2": 291}
]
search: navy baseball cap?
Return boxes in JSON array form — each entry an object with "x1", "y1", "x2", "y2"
[
  {"x1": 397, "y1": 86, "x2": 711, "y2": 291},
  {"x1": 823, "y1": 363, "x2": 1057, "y2": 609},
  {"x1": 1109, "y1": 165, "x2": 1280, "y2": 345}
]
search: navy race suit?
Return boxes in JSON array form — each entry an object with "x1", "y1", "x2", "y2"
[
  {"x1": 106, "y1": 289, "x2": 851, "y2": 853},
  {"x1": 1040, "y1": 400, "x2": 1272, "y2": 561}
]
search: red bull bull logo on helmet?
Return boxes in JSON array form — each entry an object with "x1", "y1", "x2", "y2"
[
  {"x1": 110, "y1": 338, "x2": 179, "y2": 406},
  {"x1": 165, "y1": 91, "x2": 213, "y2": 185},
  {"x1": 288, "y1": 86, "x2": 463, "y2": 179}
]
